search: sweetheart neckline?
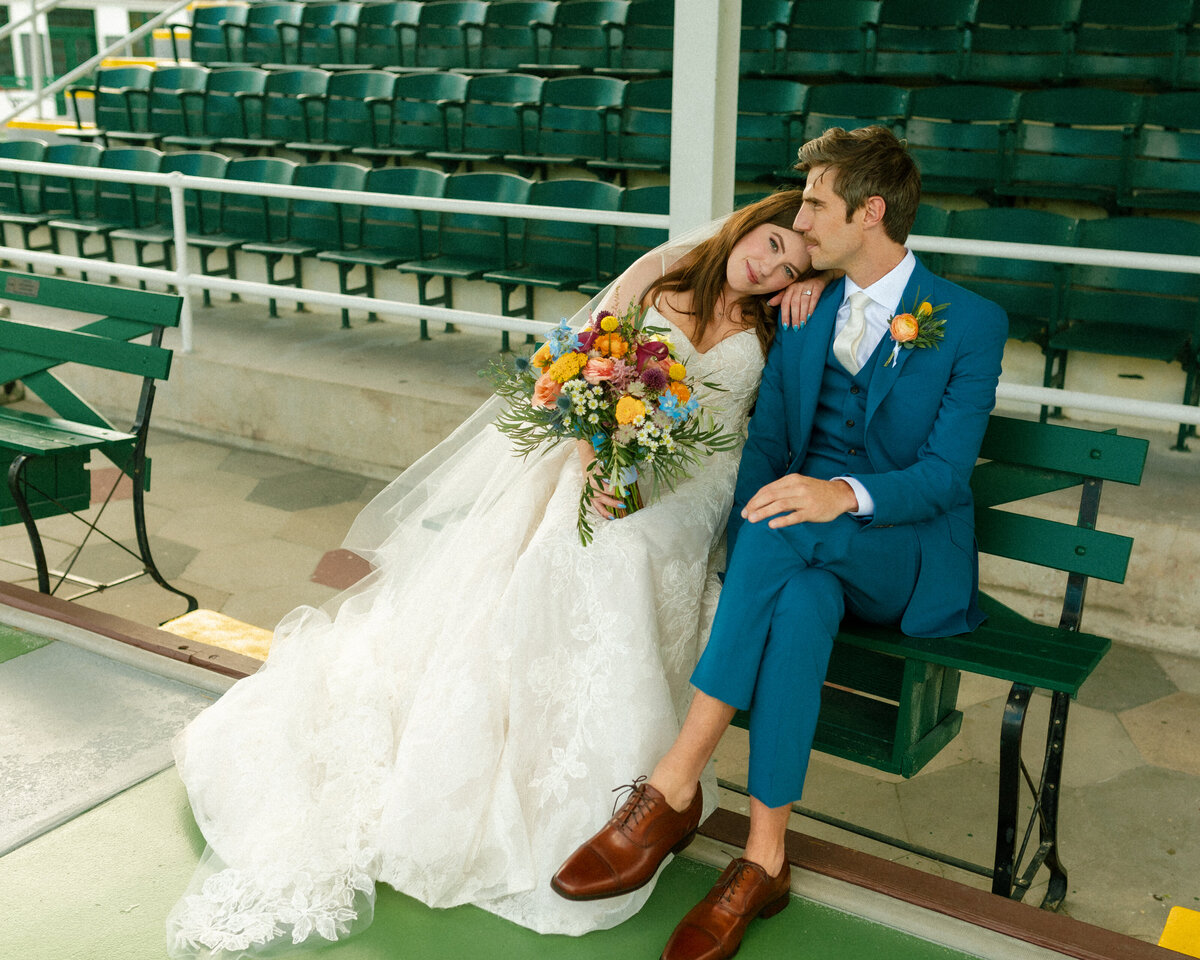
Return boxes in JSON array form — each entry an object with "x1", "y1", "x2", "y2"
[{"x1": 654, "y1": 311, "x2": 757, "y2": 358}]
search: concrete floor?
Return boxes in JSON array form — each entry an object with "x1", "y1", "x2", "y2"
[{"x1": 1, "y1": 294, "x2": 1197, "y2": 948}]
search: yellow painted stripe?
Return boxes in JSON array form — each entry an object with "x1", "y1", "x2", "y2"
[
  {"x1": 1161, "y1": 907, "x2": 1200, "y2": 958},
  {"x1": 5, "y1": 118, "x2": 89, "y2": 131}
]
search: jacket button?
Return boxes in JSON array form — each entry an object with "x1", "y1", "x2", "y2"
[
  {"x1": 848, "y1": 448, "x2": 857, "y2": 455},
  {"x1": 846, "y1": 419, "x2": 855, "y2": 428},
  {"x1": 850, "y1": 385, "x2": 860, "y2": 395}
]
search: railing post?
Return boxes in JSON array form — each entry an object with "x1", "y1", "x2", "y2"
[{"x1": 168, "y1": 175, "x2": 194, "y2": 353}]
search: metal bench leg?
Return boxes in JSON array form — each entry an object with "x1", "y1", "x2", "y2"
[
  {"x1": 1036, "y1": 691, "x2": 1071, "y2": 910},
  {"x1": 993, "y1": 681, "x2": 1031, "y2": 899},
  {"x1": 7, "y1": 453, "x2": 51, "y2": 594}
]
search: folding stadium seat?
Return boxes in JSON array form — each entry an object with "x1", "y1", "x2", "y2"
[
  {"x1": 286, "y1": 69, "x2": 397, "y2": 159},
  {"x1": 169, "y1": 4, "x2": 249, "y2": 64},
  {"x1": 942, "y1": 207, "x2": 1077, "y2": 406},
  {"x1": 739, "y1": 0, "x2": 792, "y2": 76},
  {"x1": 960, "y1": 0, "x2": 1077, "y2": 86},
  {"x1": 506, "y1": 74, "x2": 626, "y2": 172},
  {"x1": 474, "y1": 1, "x2": 559, "y2": 74},
  {"x1": 0, "y1": 139, "x2": 49, "y2": 266},
  {"x1": 484, "y1": 177, "x2": 624, "y2": 325},
  {"x1": 996, "y1": 88, "x2": 1145, "y2": 210},
  {"x1": 48, "y1": 146, "x2": 163, "y2": 281},
  {"x1": 15, "y1": 143, "x2": 103, "y2": 261},
  {"x1": 426, "y1": 73, "x2": 544, "y2": 167},
  {"x1": 295, "y1": 1, "x2": 362, "y2": 66},
  {"x1": 908, "y1": 202, "x2": 951, "y2": 273},
  {"x1": 413, "y1": 0, "x2": 489, "y2": 70},
  {"x1": 580, "y1": 182, "x2": 667, "y2": 296},
  {"x1": 235, "y1": 2, "x2": 305, "y2": 66},
  {"x1": 1177, "y1": 5, "x2": 1200, "y2": 89},
  {"x1": 110, "y1": 151, "x2": 231, "y2": 288},
  {"x1": 64, "y1": 65, "x2": 153, "y2": 145},
  {"x1": 596, "y1": 0, "x2": 673, "y2": 78},
  {"x1": 781, "y1": 0, "x2": 880, "y2": 81},
  {"x1": 394, "y1": 171, "x2": 533, "y2": 344},
  {"x1": 734, "y1": 77, "x2": 808, "y2": 182},
  {"x1": 348, "y1": 0, "x2": 421, "y2": 68},
  {"x1": 1120, "y1": 92, "x2": 1200, "y2": 212},
  {"x1": 109, "y1": 65, "x2": 210, "y2": 146},
  {"x1": 523, "y1": 0, "x2": 630, "y2": 75},
  {"x1": 587, "y1": 75, "x2": 671, "y2": 179},
  {"x1": 869, "y1": 0, "x2": 975, "y2": 82},
  {"x1": 317, "y1": 166, "x2": 448, "y2": 328},
  {"x1": 1066, "y1": 0, "x2": 1190, "y2": 89},
  {"x1": 220, "y1": 67, "x2": 332, "y2": 153},
  {"x1": 904, "y1": 84, "x2": 1018, "y2": 197},
  {"x1": 189, "y1": 156, "x2": 298, "y2": 306},
  {"x1": 239, "y1": 161, "x2": 368, "y2": 318},
  {"x1": 161, "y1": 67, "x2": 270, "y2": 151},
  {"x1": 1055, "y1": 217, "x2": 1200, "y2": 449},
  {"x1": 353, "y1": 71, "x2": 471, "y2": 163},
  {"x1": 800, "y1": 82, "x2": 908, "y2": 144}
]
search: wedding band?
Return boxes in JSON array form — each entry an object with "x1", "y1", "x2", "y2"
[{"x1": 804, "y1": 289, "x2": 812, "y2": 295}]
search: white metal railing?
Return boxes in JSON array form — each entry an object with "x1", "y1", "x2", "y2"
[{"x1": 0, "y1": 155, "x2": 1197, "y2": 428}]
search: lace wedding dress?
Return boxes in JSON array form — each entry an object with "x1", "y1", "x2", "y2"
[{"x1": 167, "y1": 302, "x2": 765, "y2": 957}]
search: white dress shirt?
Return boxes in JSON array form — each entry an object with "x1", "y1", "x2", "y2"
[{"x1": 833, "y1": 251, "x2": 916, "y2": 517}]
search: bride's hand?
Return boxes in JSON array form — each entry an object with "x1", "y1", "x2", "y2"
[
  {"x1": 578, "y1": 442, "x2": 625, "y2": 519},
  {"x1": 769, "y1": 270, "x2": 840, "y2": 329}
]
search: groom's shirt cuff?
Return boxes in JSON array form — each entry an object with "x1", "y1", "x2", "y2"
[{"x1": 836, "y1": 476, "x2": 875, "y2": 518}]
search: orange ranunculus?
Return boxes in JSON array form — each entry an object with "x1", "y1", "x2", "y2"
[
  {"x1": 890, "y1": 313, "x2": 920, "y2": 344},
  {"x1": 615, "y1": 395, "x2": 646, "y2": 424},
  {"x1": 668, "y1": 381, "x2": 691, "y2": 403},
  {"x1": 594, "y1": 332, "x2": 629, "y2": 358},
  {"x1": 531, "y1": 372, "x2": 562, "y2": 408},
  {"x1": 531, "y1": 343, "x2": 552, "y2": 368},
  {"x1": 582, "y1": 357, "x2": 615, "y2": 384}
]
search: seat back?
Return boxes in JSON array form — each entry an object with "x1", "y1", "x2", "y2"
[
  {"x1": 519, "y1": 178, "x2": 622, "y2": 281},
  {"x1": 219, "y1": 157, "x2": 298, "y2": 242},
  {"x1": 353, "y1": 1, "x2": 421, "y2": 67},
  {"x1": 358, "y1": 166, "x2": 448, "y2": 258},
  {"x1": 260, "y1": 67, "x2": 331, "y2": 142},
  {"x1": 146, "y1": 65, "x2": 210, "y2": 139},
  {"x1": 297, "y1": 0, "x2": 362, "y2": 64},
  {"x1": 40, "y1": 143, "x2": 103, "y2": 218},
  {"x1": 739, "y1": 0, "x2": 791, "y2": 75},
  {"x1": 415, "y1": 0, "x2": 488, "y2": 69},
  {"x1": 611, "y1": 76, "x2": 671, "y2": 169},
  {"x1": 1122, "y1": 91, "x2": 1200, "y2": 212},
  {"x1": 199, "y1": 67, "x2": 269, "y2": 140},
  {"x1": 454, "y1": 73, "x2": 544, "y2": 156},
  {"x1": 159, "y1": 151, "x2": 229, "y2": 234},
  {"x1": 532, "y1": 75, "x2": 625, "y2": 162},
  {"x1": 0, "y1": 138, "x2": 46, "y2": 215},
  {"x1": 437, "y1": 171, "x2": 532, "y2": 264},
  {"x1": 93, "y1": 146, "x2": 163, "y2": 228},
  {"x1": 479, "y1": 0, "x2": 559, "y2": 71},
  {"x1": 543, "y1": 0, "x2": 629, "y2": 71},
  {"x1": 783, "y1": 0, "x2": 881, "y2": 79},
  {"x1": 735, "y1": 78, "x2": 808, "y2": 182},
  {"x1": 241, "y1": 2, "x2": 305, "y2": 64},
  {"x1": 389, "y1": 71, "x2": 470, "y2": 153},
  {"x1": 802, "y1": 82, "x2": 908, "y2": 142},
  {"x1": 904, "y1": 84, "x2": 1018, "y2": 195},
  {"x1": 962, "y1": 0, "x2": 1077, "y2": 85},
  {"x1": 611, "y1": 183, "x2": 668, "y2": 278},
  {"x1": 314, "y1": 70, "x2": 397, "y2": 148},
  {"x1": 870, "y1": 0, "x2": 975, "y2": 80},
  {"x1": 1068, "y1": 0, "x2": 1189, "y2": 85},
  {"x1": 612, "y1": 0, "x2": 673, "y2": 75},
  {"x1": 82, "y1": 65, "x2": 153, "y2": 133},
  {"x1": 289, "y1": 162, "x2": 367, "y2": 247},
  {"x1": 187, "y1": 4, "x2": 250, "y2": 63}
]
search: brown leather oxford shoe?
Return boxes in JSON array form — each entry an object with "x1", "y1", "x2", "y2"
[
  {"x1": 660, "y1": 857, "x2": 791, "y2": 960},
  {"x1": 550, "y1": 779, "x2": 702, "y2": 901}
]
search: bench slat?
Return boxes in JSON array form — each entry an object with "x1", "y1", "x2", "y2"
[
  {"x1": 0, "y1": 270, "x2": 182, "y2": 328},
  {"x1": 0, "y1": 321, "x2": 173, "y2": 381},
  {"x1": 0, "y1": 408, "x2": 132, "y2": 454},
  {"x1": 978, "y1": 416, "x2": 1148, "y2": 485},
  {"x1": 970, "y1": 461, "x2": 1082, "y2": 509},
  {"x1": 976, "y1": 508, "x2": 1134, "y2": 583}
]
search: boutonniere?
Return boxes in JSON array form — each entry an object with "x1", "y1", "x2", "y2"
[{"x1": 883, "y1": 290, "x2": 947, "y2": 367}]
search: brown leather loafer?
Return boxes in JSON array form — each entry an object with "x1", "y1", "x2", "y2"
[
  {"x1": 550, "y1": 779, "x2": 702, "y2": 901},
  {"x1": 660, "y1": 857, "x2": 792, "y2": 960}
]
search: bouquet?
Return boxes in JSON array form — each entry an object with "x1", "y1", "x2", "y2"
[{"x1": 483, "y1": 302, "x2": 743, "y2": 545}]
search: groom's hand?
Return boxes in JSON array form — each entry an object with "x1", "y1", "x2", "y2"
[{"x1": 742, "y1": 475, "x2": 859, "y2": 528}]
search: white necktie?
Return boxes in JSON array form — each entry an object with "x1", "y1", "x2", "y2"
[{"x1": 834, "y1": 291, "x2": 872, "y2": 375}]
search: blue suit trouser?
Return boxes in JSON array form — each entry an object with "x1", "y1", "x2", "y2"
[{"x1": 690, "y1": 514, "x2": 920, "y2": 808}]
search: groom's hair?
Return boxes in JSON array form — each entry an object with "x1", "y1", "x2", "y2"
[{"x1": 795, "y1": 126, "x2": 921, "y2": 244}]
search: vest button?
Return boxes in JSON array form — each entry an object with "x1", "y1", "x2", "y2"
[
  {"x1": 846, "y1": 419, "x2": 855, "y2": 428},
  {"x1": 850, "y1": 385, "x2": 860, "y2": 394},
  {"x1": 848, "y1": 448, "x2": 857, "y2": 455}
]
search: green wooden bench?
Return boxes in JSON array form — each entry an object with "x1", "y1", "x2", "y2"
[
  {"x1": 726, "y1": 414, "x2": 1149, "y2": 911},
  {"x1": 0, "y1": 269, "x2": 197, "y2": 617}
]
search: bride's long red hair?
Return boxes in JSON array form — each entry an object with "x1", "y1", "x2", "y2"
[{"x1": 643, "y1": 190, "x2": 814, "y2": 356}]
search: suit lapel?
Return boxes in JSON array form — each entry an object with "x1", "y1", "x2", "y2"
[{"x1": 865, "y1": 259, "x2": 931, "y2": 424}]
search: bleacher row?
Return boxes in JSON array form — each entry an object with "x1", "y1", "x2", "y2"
[
  {"x1": 67, "y1": 64, "x2": 1200, "y2": 212},
  {"x1": 169, "y1": 0, "x2": 1200, "y2": 91},
  {"x1": 1, "y1": 139, "x2": 1197, "y2": 447}
]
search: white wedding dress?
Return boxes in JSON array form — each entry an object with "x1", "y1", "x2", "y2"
[{"x1": 166, "y1": 304, "x2": 766, "y2": 958}]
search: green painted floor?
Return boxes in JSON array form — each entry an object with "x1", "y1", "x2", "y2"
[
  {"x1": 0, "y1": 768, "x2": 986, "y2": 960},
  {"x1": 0, "y1": 621, "x2": 53, "y2": 663}
]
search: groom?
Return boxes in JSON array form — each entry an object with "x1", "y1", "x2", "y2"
[{"x1": 552, "y1": 125, "x2": 1008, "y2": 960}]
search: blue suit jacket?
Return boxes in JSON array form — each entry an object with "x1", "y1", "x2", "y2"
[{"x1": 725, "y1": 257, "x2": 1009, "y2": 638}]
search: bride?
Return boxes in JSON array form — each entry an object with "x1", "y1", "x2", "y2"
[{"x1": 167, "y1": 190, "x2": 823, "y2": 957}]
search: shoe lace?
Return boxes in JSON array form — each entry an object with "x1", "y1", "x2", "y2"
[
  {"x1": 610, "y1": 776, "x2": 652, "y2": 826},
  {"x1": 716, "y1": 861, "x2": 753, "y2": 905}
]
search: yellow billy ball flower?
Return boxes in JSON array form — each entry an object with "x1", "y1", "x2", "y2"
[
  {"x1": 615, "y1": 395, "x2": 647, "y2": 424},
  {"x1": 916, "y1": 300, "x2": 933, "y2": 318},
  {"x1": 668, "y1": 362, "x2": 687, "y2": 381},
  {"x1": 599, "y1": 315, "x2": 620, "y2": 332},
  {"x1": 546, "y1": 351, "x2": 588, "y2": 383}
]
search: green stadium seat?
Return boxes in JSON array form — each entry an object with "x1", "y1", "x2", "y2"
[
  {"x1": 354, "y1": 70, "x2": 470, "y2": 163},
  {"x1": 735, "y1": 77, "x2": 808, "y2": 183},
  {"x1": 220, "y1": 67, "x2": 332, "y2": 153},
  {"x1": 782, "y1": 0, "x2": 880, "y2": 81},
  {"x1": 869, "y1": 0, "x2": 975, "y2": 81},
  {"x1": 800, "y1": 82, "x2": 908, "y2": 144},
  {"x1": 1120, "y1": 91, "x2": 1200, "y2": 212},
  {"x1": 17, "y1": 143, "x2": 103, "y2": 264},
  {"x1": 161, "y1": 67, "x2": 269, "y2": 151},
  {"x1": 960, "y1": 0, "x2": 1076, "y2": 86},
  {"x1": 1067, "y1": 0, "x2": 1189, "y2": 88},
  {"x1": 904, "y1": 84, "x2": 1018, "y2": 197},
  {"x1": 997, "y1": 88, "x2": 1144, "y2": 210},
  {"x1": 348, "y1": 1, "x2": 421, "y2": 68},
  {"x1": 580, "y1": 182, "x2": 667, "y2": 296},
  {"x1": 740, "y1": 0, "x2": 792, "y2": 76},
  {"x1": 113, "y1": 65, "x2": 209, "y2": 146},
  {"x1": 317, "y1": 166, "x2": 448, "y2": 328},
  {"x1": 507, "y1": 74, "x2": 626, "y2": 172},
  {"x1": 1055, "y1": 216, "x2": 1200, "y2": 449},
  {"x1": 286, "y1": 69, "x2": 397, "y2": 159},
  {"x1": 909, "y1": 201, "x2": 951, "y2": 273},
  {"x1": 596, "y1": 0, "x2": 672, "y2": 78},
  {"x1": 296, "y1": 0, "x2": 362, "y2": 65},
  {"x1": 413, "y1": 0, "x2": 488, "y2": 70},
  {"x1": 169, "y1": 4, "x2": 248, "y2": 64},
  {"x1": 473, "y1": 0, "x2": 558, "y2": 73},
  {"x1": 65, "y1": 65, "x2": 153, "y2": 145},
  {"x1": 237, "y1": 2, "x2": 305, "y2": 66},
  {"x1": 0, "y1": 139, "x2": 50, "y2": 268},
  {"x1": 522, "y1": 0, "x2": 630, "y2": 75},
  {"x1": 587, "y1": 75, "x2": 671, "y2": 179},
  {"x1": 427, "y1": 72, "x2": 543, "y2": 167}
]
